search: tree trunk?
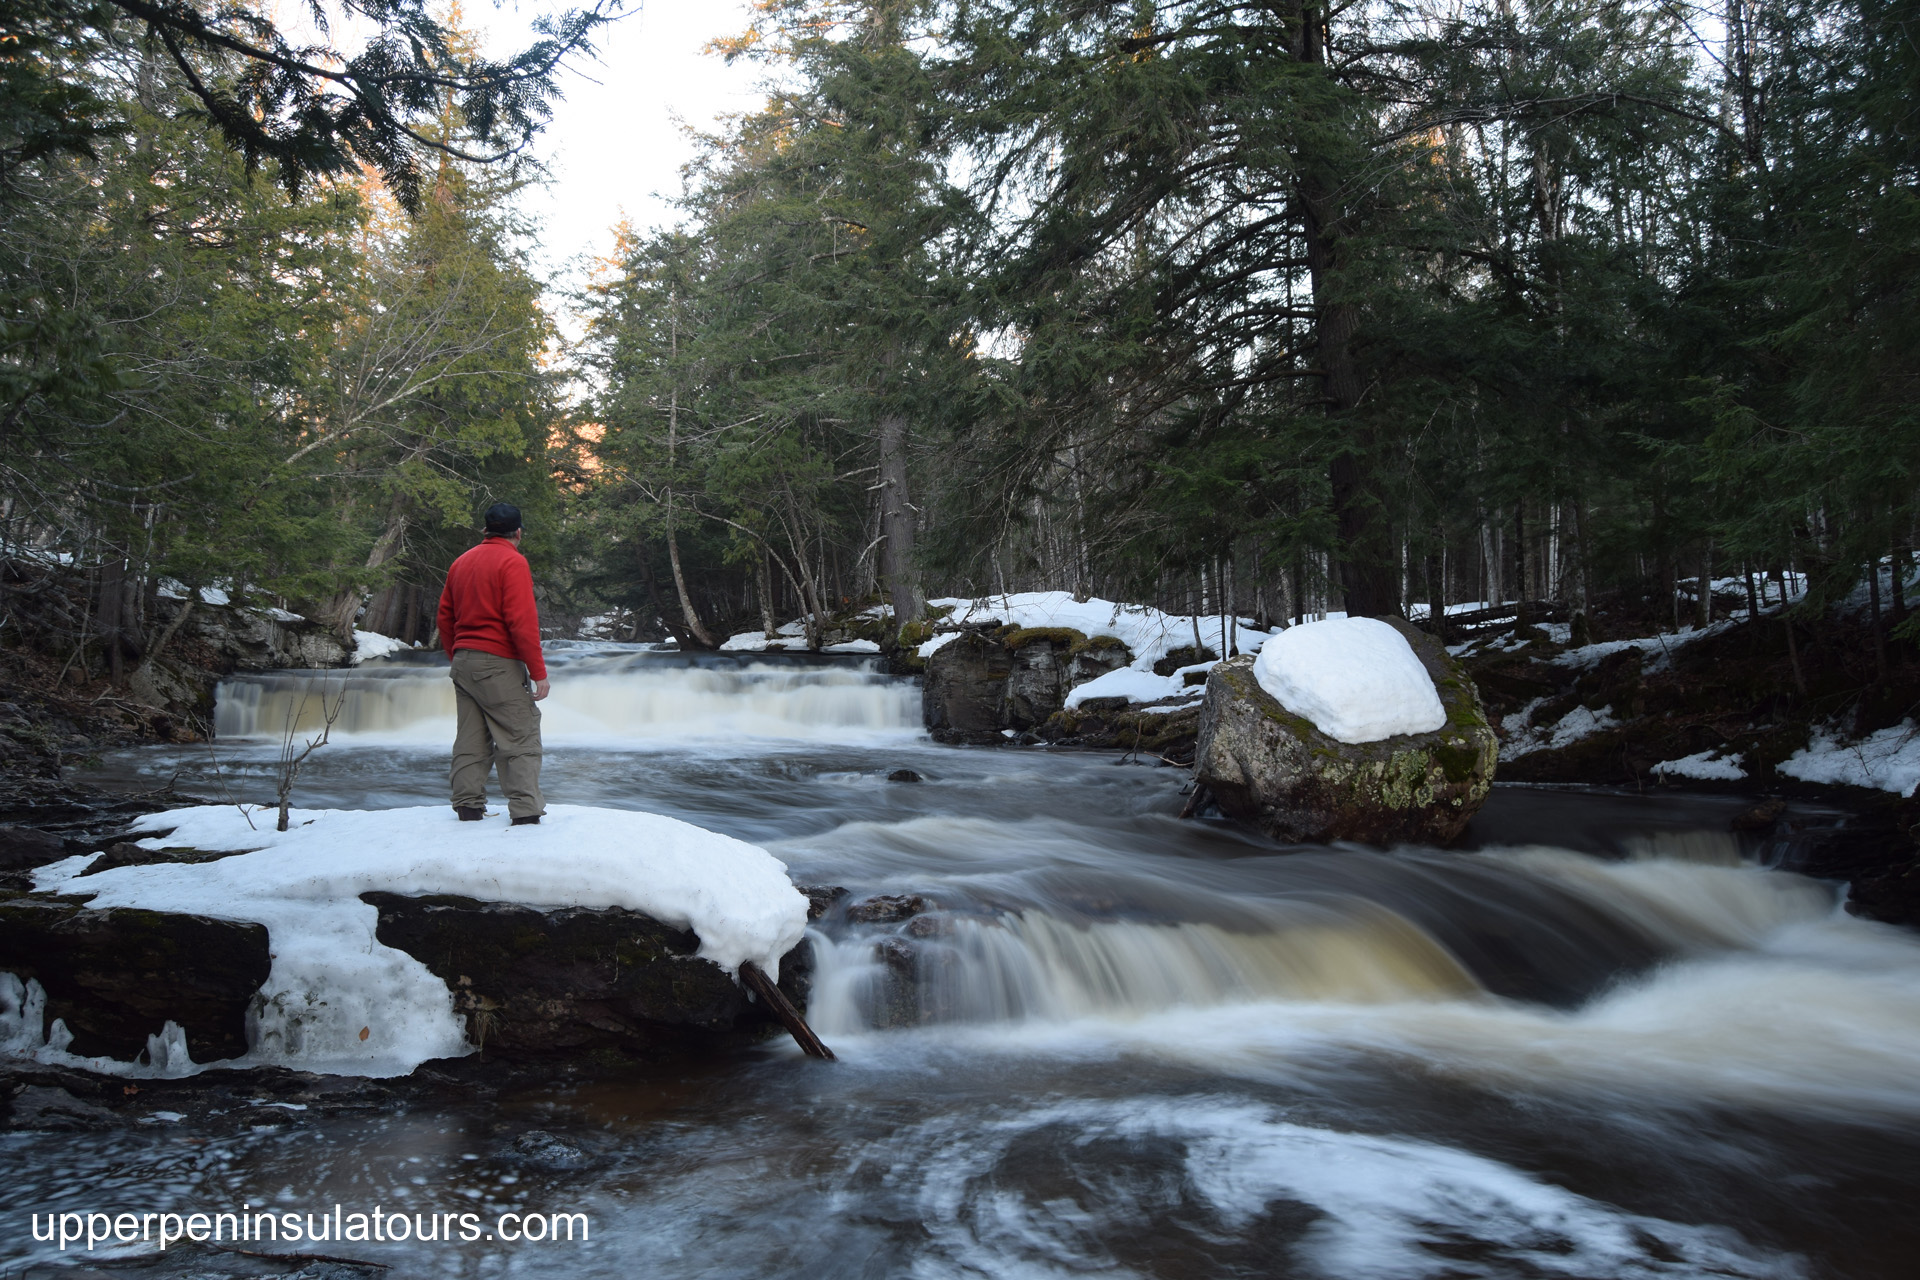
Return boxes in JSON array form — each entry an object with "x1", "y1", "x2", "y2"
[
  {"x1": 1292, "y1": 4, "x2": 1396, "y2": 619},
  {"x1": 1868, "y1": 560, "x2": 1887, "y2": 679},
  {"x1": 323, "y1": 503, "x2": 408, "y2": 642},
  {"x1": 1513, "y1": 504, "x2": 1529, "y2": 625},
  {"x1": 877, "y1": 412, "x2": 921, "y2": 632},
  {"x1": 1891, "y1": 537, "x2": 1909, "y2": 633},
  {"x1": 665, "y1": 301, "x2": 718, "y2": 650},
  {"x1": 97, "y1": 557, "x2": 127, "y2": 686},
  {"x1": 665, "y1": 528, "x2": 717, "y2": 649},
  {"x1": 758, "y1": 551, "x2": 778, "y2": 637}
]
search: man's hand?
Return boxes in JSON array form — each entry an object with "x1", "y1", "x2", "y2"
[{"x1": 532, "y1": 678, "x2": 551, "y2": 702}]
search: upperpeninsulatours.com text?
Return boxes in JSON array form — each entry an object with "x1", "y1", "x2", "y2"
[{"x1": 32, "y1": 1204, "x2": 588, "y2": 1251}]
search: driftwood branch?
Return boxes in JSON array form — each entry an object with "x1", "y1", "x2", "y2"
[{"x1": 739, "y1": 961, "x2": 835, "y2": 1060}]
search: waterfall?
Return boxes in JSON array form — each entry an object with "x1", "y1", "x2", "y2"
[{"x1": 214, "y1": 653, "x2": 923, "y2": 744}]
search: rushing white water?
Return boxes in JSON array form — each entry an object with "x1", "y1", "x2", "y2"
[{"x1": 214, "y1": 653, "x2": 923, "y2": 745}]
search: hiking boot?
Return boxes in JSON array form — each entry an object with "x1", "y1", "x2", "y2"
[
  {"x1": 455, "y1": 806, "x2": 485, "y2": 822},
  {"x1": 510, "y1": 815, "x2": 541, "y2": 826}
]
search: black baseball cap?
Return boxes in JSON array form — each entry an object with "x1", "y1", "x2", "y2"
[{"x1": 483, "y1": 502, "x2": 523, "y2": 535}]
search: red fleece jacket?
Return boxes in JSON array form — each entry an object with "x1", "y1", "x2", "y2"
[{"x1": 437, "y1": 536, "x2": 547, "y2": 681}]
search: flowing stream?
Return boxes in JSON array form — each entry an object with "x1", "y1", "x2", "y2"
[{"x1": 15, "y1": 646, "x2": 1920, "y2": 1278}]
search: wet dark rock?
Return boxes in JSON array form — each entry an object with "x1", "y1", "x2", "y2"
[
  {"x1": 797, "y1": 884, "x2": 849, "y2": 920},
  {"x1": 844, "y1": 894, "x2": 927, "y2": 924},
  {"x1": 0, "y1": 895, "x2": 269, "y2": 1061},
  {"x1": 6, "y1": 1084, "x2": 119, "y2": 1130},
  {"x1": 1036, "y1": 700, "x2": 1203, "y2": 761},
  {"x1": 510, "y1": 1128, "x2": 591, "y2": 1169},
  {"x1": 364, "y1": 893, "x2": 814, "y2": 1064},
  {"x1": 79, "y1": 841, "x2": 249, "y2": 874},
  {"x1": 903, "y1": 913, "x2": 951, "y2": 939},
  {"x1": 1194, "y1": 619, "x2": 1497, "y2": 846},
  {"x1": 1067, "y1": 637, "x2": 1132, "y2": 686},
  {"x1": 887, "y1": 768, "x2": 923, "y2": 783},
  {"x1": 0, "y1": 824, "x2": 64, "y2": 872},
  {"x1": 1076, "y1": 696, "x2": 1131, "y2": 715},
  {"x1": 1732, "y1": 799, "x2": 1789, "y2": 833},
  {"x1": 1847, "y1": 859, "x2": 1920, "y2": 926},
  {"x1": 923, "y1": 632, "x2": 1013, "y2": 744},
  {"x1": 1002, "y1": 632, "x2": 1078, "y2": 729},
  {"x1": 1153, "y1": 645, "x2": 1217, "y2": 677},
  {"x1": 288, "y1": 1263, "x2": 390, "y2": 1280}
]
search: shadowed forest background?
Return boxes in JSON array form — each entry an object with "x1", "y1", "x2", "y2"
[{"x1": 3, "y1": 0, "x2": 1916, "y2": 683}]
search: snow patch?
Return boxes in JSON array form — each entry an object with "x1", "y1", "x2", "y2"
[
  {"x1": 351, "y1": 630, "x2": 410, "y2": 664},
  {"x1": 1067, "y1": 666, "x2": 1190, "y2": 709},
  {"x1": 29, "y1": 804, "x2": 810, "y2": 1077},
  {"x1": 917, "y1": 592, "x2": 1273, "y2": 674},
  {"x1": 1652, "y1": 750, "x2": 1748, "y2": 782},
  {"x1": 1501, "y1": 704, "x2": 1619, "y2": 761},
  {"x1": 1252, "y1": 618, "x2": 1445, "y2": 744},
  {"x1": 1778, "y1": 722, "x2": 1920, "y2": 796}
]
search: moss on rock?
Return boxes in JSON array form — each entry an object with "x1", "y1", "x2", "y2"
[
  {"x1": 1193, "y1": 619, "x2": 1497, "y2": 846},
  {"x1": 1002, "y1": 626, "x2": 1088, "y2": 650}
]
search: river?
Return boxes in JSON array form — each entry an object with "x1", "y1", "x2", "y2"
[{"x1": 12, "y1": 646, "x2": 1920, "y2": 1278}]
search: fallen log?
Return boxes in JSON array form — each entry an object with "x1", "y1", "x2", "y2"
[{"x1": 740, "y1": 960, "x2": 835, "y2": 1060}]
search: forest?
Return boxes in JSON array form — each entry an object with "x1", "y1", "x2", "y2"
[{"x1": 3, "y1": 0, "x2": 1915, "y2": 670}]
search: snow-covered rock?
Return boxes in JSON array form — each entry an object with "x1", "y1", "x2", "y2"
[
  {"x1": 920, "y1": 592, "x2": 1273, "y2": 676},
  {"x1": 351, "y1": 629, "x2": 410, "y2": 664},
  {"x1": 1252, "y1": 617, "x2": 1446, "y2": 744},
  {"x1": 1065, "y1": 666, "x2": 1191, "y2": 709},
  {"x1": 1195, "y1": 617, "x2": 1496, "y2": 846},
  {"x1": 26, "y1": 804, "x2": 812, "y2": 1077}
]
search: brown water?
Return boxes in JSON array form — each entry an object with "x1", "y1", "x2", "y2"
[{"x1": 13, "y1": 648, "x2": 1918, "y2": 1279}]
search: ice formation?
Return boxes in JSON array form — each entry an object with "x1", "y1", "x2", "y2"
[
  {"x1": 1252, "y1": 617, "x2": 1446, "y2": 744},
  {"x1": 31, "y1": 804, "x2": 811, "y2": 1076}
]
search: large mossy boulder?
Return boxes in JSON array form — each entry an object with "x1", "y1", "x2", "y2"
[{"x1": 1193, "y1": 617, "x2": 1496, "y2": 845}]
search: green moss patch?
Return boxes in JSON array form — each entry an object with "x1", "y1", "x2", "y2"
[{"x1": 1003, "y1": 626, "x2": 1088, "y2": 650}]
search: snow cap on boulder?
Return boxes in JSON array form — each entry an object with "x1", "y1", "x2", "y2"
[{"x1": 1253, "y1": 617, "x2": 1446, "y2": 744}]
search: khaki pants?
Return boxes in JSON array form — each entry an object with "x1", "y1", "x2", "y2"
[{"x1": 449, "y1": 649, "x2": 544, "y2": 819}]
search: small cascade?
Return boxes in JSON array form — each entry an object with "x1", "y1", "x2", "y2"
[
  {"x1": 808, "y1": 848, "x2": 1846, "y2": 1036},
  {"x1": 809, "y1": 903, "x2": 1483, "y2": 1035},
  {"x1": 214, "y1": 653, "x2": 922, "y2": 744}
]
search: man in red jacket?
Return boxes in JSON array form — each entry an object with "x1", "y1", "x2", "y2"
[{"x1": 437, "y1": 503, "x2": 550, "y2": 825}]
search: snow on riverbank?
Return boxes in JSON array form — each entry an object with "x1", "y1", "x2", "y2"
[
  {"x1": 1779, "y1": 723, "x2": 1920, "y2": 796},
  {"x1": 1063, "y1": 664, "x2": 1211, "y2": 711},
  {"x1": 351, "y1": 629, "x2": 413, "y2": 664},
  {"x1": 1652, "y1": 750, "x2": 1749, "y2": 782},
  {"x1": 921, "y1": 593, "x2": 1272, "y2": 669},
  {"x1": 25, "y1": 805, "x2": 810, "y2": 1077},
  {"x1": 1500, "y1": 703, "x2": 1619, "y2": 762},
  {"x1": 1253, "y1": 618, "x2": 1445, "y2": 744},
  {"x1": 924, "y1": 592, "x2": 1281, "y2": 708}
]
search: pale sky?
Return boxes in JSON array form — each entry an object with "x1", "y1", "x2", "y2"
[{"x1": 478, "y1": 0, "x2": 766, "y2": 284}]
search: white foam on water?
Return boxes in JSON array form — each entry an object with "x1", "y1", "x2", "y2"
[
  {"x1": 813, "y1": 849, "x2": 1920, "y2": 1122},
  {"x1": 895, "y1": 1097, "x2": 1802, "y2": 1279}
]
